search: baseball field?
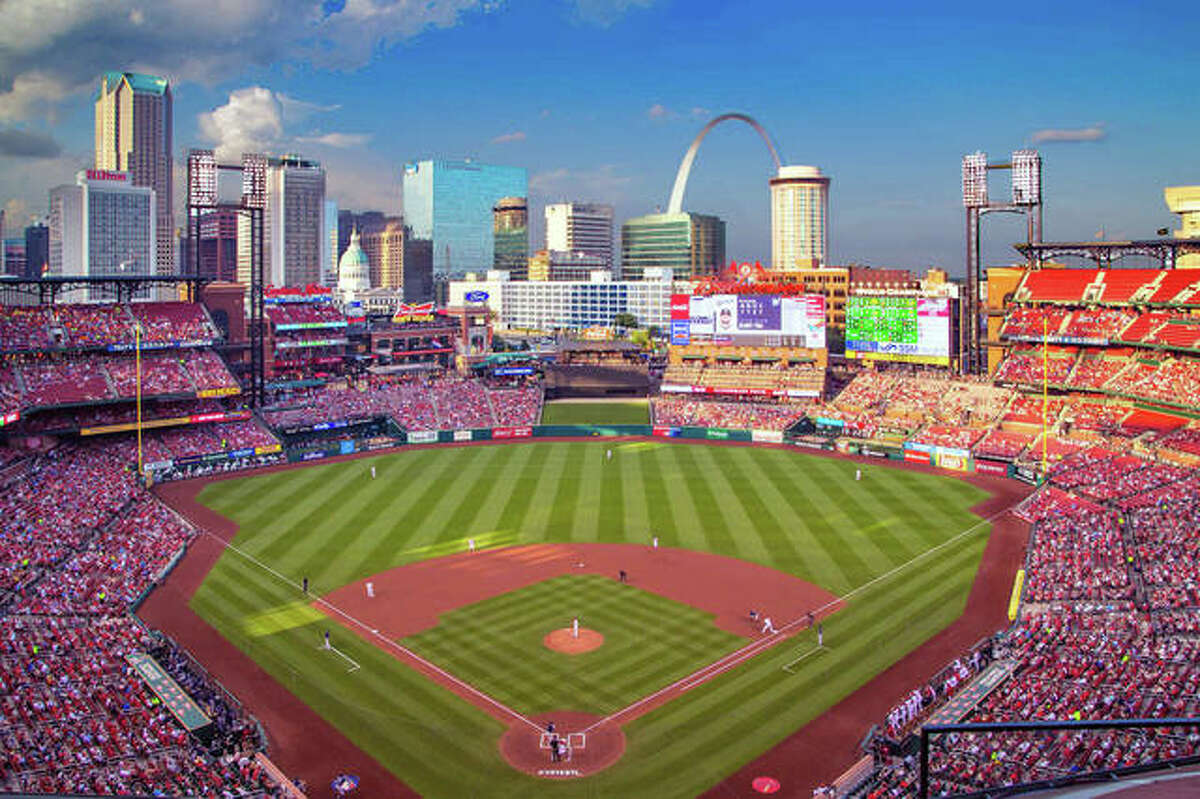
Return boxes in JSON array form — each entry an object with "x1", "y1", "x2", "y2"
[{"x1": 186, "y1": 440, "x2": 1001, "y2": 797}]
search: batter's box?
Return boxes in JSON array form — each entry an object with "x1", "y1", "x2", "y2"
[{"x1": 539, "y1": 732, "x2": 587, "y2": 750}]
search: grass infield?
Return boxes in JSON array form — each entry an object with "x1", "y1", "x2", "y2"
[
  {"x1": 192, "y1": 440, "x2": 991, "y2": 797},
  {"x1": 540, "y1": 399, "x2": 649, "y2": 425},
  {"x1": 405, "y1": 574, "x2": 745, "y2": 715}
]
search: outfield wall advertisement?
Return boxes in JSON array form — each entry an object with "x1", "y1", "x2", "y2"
[
  {"x1": 670, "y1": 293, "x2": 825, "y2": 348},
  {"x1": 846, "y1": 296, "x2": 951, "y2": 366}
]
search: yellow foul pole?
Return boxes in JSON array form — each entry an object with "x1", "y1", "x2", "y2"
[
  {"x1": 135, "y1": 323, "x2": 143, "y2": 479},
  {"x1": 1041, "y1": 316, "x2": 1048, "y2": 475}
]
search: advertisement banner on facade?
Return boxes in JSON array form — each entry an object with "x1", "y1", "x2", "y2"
[
  {"x1": 493, "y1": 426, "x2": 533, "y2": 439},
  {"x1": 934, "y1": 451, "x2": 970, "y2": 471},
  {"x1": 974, "y1": 459, "x2": 1010, "y2": 476},
  {"x1": 904, "y1": 450, "x2": 932, "y2": 464},
  {"x1": 407, "y1": 430, "x2": 438, "y2": 444},
  {"x1": 453, "y1": 430, "x2": 473, "y2": 442},
  {"x1": 652, "y1": 425, "x2": 680, "y2": 437},
  {"x1": 689, "y1": 296, "x2": 715, "y2": 341},
  {"x1": 751, "y1": 430, "x2": 784, "y2": 444}
]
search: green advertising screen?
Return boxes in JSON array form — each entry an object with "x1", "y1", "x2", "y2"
[{"x1": 845, "y1": 296, "x2": 919, "y2": 347}]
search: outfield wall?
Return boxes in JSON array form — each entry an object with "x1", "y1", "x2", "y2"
[{"x1": 273, "y1": 422, "x2": 1034, "y2": 484}]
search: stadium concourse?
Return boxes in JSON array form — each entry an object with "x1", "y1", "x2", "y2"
[{"x1": 1, "y1": 271, "x2": 1200, "y2": 797}]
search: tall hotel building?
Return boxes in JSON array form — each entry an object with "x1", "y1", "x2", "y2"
[
  {"x1": 49, "y1": 170, "x2": 155, "y2": 300},
  {"x1": 493, "y1": 196, "x2": 529, "y2": 279},
  {"x1": 544, "y1": 202, "x2": 614, "y2": 271},
  {"x1": 94, "y1": 72, "x2": 173, "y2": 278},
  {"x1": 770, "y1": 165, "x2": 829, "y2": 270},
  {"x1": 402, "y1": 159, "x2": 527, "y2": 276}
]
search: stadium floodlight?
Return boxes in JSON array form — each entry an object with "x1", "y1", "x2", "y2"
[
  {"x1": 186, "y1": 150, "x2": 217, "y2": 207},
  {"x1": 962, "y1": 152, "x2": 988, "y2": 207},
  {"x1": 241, "y1": 153, "x2": 268, "y2": 209},
  {"x1": 1011, "y1": 149, "x2": 1041, "y2": 205}
]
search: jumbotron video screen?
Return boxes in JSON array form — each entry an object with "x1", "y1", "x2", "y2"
[{"x1": 845, "y1": 295, "x2": 951, "y2": 365}]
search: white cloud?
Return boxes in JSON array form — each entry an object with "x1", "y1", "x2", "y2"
[
  {"x1": 199, "y1": 85, "x2": 371, "y2": 159},
  {"x1": 571, "y1": 0, "x2": 656, "y2": 27},
  {"x1": 690, "y1": 106, "x2": 710, "y2": 119},
  {"x1": 491, "y1": 130, "x2": 526, "y2": 144},
  {"x1": 1031, "y1": 124, "x2": 1106, "y2": 144},
  {"x1": 0, "y1": 0, "x2": 492, "y2": 122},
  {"x1": 198, "y1": 86, "x2": 286, "y2": 162},
  {"x1": 296, "y1": 131, "x2": 373, "y2": 148},
  {"x1": 646, "y1": 102, "x2": 676, "y2": 121},
  {"x1": 530, "y1": 164, "x2": 632, "y2": 203}
]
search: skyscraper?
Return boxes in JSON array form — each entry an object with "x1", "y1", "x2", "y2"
[
  {"x1": 49, "y1": 169, "x2": 155, "y2": 299},
  {"x1": 94, "y1": 71, "x2": 173, "y2": 277},
  {"x1": 323, "y1": 199, "x2": 339, "y2": 286},
  {"x1": 770, "y1": 165, "x2": 829, "y2": 270},
  {"x1": 25, "y1": 222, "x2": 49, "y2": 279},
  {"x1": 544, "y1": 202, "x2": 614, "y2": 270},
  {"x1": 493, "y1": 196, "x2": 529, "y2": 279},
  {"x1": 621, "y1": 212, "x2": 725, "y2": 280},
  {"x1": 264, "y1": 154, "x2": 326, "y2": 286},
  {"x1": 402, "y1": 159, "x2": 527, "y2": 276}
]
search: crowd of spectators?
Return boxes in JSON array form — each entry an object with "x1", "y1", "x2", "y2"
[
  {"x1": 488, "y1": 387, "x2": 542, "y2": 427},
  {"x1": 863, "y1": 423, "x2": 1200, "y2": 797},
  {"x1": 972, "y1": 430, "x2": 1033, "y2": 461},
  {"x1": 652, "y1": 397, "x2": 809, "y2": 430},
  {"x1": 266, "y1": 302, "x2": 345, "y2": 328},
  {"x1": 5, "y1": 350, "x2": 239, "y2": 412},
  {"x1": 0, "y1": 435, "x2": 291, "y2": 796},
  {"x1": 0, "y1": 302, "x2": 218, "y2": 353},
  {"x1": 909, "y1": 425, "x2": 985, "y2": 451},
  {"x1": 260, "y1": 373, "x2": 542, "y2": 432},
  {"x1": 128, "y1": 303, "x2": 220, "y2": 344},
  {"x1": 993, "y1": 346, "x2": 1077, "y2": 387}
]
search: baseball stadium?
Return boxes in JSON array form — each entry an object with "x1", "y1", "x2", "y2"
[{"x1": 5, "y1": 237, "x2": 1200, "y2": 799}]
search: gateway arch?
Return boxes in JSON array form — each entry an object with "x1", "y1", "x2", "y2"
[{"x1": 666, "y1": 113, "x2": 782, "y2": 215}]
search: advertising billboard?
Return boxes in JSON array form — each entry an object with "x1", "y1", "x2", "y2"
[
  {"x1": 669, "y1": 293, "x2": 826, "y2": 348},
  {"x1": 845, "y1": 295, "x2": 951, "y2": 365}
]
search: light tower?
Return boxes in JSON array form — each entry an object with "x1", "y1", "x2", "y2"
[{"x1": 962, "y1": 149, "x2": 1043, "y2": 374}]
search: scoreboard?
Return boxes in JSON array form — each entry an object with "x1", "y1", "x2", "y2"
[{"x1": 846, "y1": 296, "x2": 952, "y2": 365}]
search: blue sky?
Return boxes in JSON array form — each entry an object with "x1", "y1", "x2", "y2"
[{"x1": 1, "y1": 0, "x2": 1197, "y2": 273}]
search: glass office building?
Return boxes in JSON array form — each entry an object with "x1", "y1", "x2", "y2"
[
  {"x1": 621, "y1": 212, "x2": 725, "y2": 281},
  {"x1": 402, "y1": 160, "x2": 527, "y2": 276}
]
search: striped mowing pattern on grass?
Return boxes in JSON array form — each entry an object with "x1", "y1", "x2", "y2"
[
  {"x1": 193, "y1": 440, "x2": 991, "y2": 798},
  {"x1": 403, "y1": 574, "x2": 745, "y2": 716},
  {"x1": 540, "y1": 400, "x2": 649, "y2": 425}
]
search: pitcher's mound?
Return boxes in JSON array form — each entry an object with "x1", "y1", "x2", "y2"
[{"x1": 544, "y1": 628, "x2": 604, "y2": 654}]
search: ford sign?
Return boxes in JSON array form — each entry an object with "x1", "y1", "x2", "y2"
[{"x1": 464, "y1": 290, "x2": 489, "y2": 303}]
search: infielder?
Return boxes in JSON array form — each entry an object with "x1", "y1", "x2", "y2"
[
  {"x1": 761, "y1": 616, "x2": 779, "y2": 634},
  {"x1": 366, "y1": 581, "x2": 374, "y2": 598}
]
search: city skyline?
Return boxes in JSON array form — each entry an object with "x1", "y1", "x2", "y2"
[{"x1": 0, "y1": 0, "x2": 1196, "y2": 275}]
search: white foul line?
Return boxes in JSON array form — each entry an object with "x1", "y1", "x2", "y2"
[
  {"x1": 193, "y1": 528, "x2": 543, "y2": 733},
  {"x1": 582, "y1": 498, "x2": 1023, "y2": 733},
  {"x1": 188, "y1": 490, "x2": 1023, "y2": 739}
]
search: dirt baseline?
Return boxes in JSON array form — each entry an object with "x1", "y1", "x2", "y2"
[
  {"x1": 149, "y1": 437, "x2": 1033, "y2": 796},
  {"x1": 323, "y1": 541, "x2": 842, "y2": 643}
]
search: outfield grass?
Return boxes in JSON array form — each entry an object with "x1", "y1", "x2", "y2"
[
  {"x1": 406, "y1": 574, "x2": 744, "y2": 715},
  {"x1": 540, "y1": 400, "x2": 649, "y2": 425},
  {"x1": 192, "y1": 441, "x2": 991, "y2": 798}
]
